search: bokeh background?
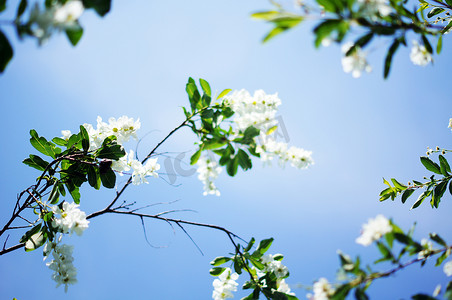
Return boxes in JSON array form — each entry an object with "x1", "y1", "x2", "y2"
[{"x1": 1, "y1": 0, "x2": 452, "y2": 299}]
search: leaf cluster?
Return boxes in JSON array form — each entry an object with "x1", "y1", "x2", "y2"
[
  {"x1": 379, "y1": 153, "x2": 452, "y2": 209},
  {"x1": 183, "y1": 78, "x2": 260, "y2": 177},
  {"x1": 210, "y1": 237, "x2": 297, "y2": 300},
  {"x1": 0, "y1": 0, "x2": 112, "y2": 73}
]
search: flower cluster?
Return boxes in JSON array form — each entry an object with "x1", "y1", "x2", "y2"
[
  {"x1": 355, "y1": 214, "x2": 392, "y2": 246},
  {"x1": 307, "y1": 278, "x2": 335, "y2": 300},
  {"x1": 82, "y1": 116, "x2": 141, "y2": 150},
  {"x1": 44, "y1": 242, "x2": 77, "y2": 292},
  {"x1": 111, "y1": 150, "x2": 160, "y2": 185},
  {"x1": 223, "y1": 89, "x2": 314, "y2": 169},
  {"x1": 222, "y1": 89, "x2": 281, "y2": 133},
  {"x1": 261, "y1": 254, "x2": 289, "y2": 279},
  {"x1": 341, "y1": 42, "x2": 372, "y2": 78},
  {"x1": 256, "y1": 137, "x2": 313, "y2": 169},
  {"x1": 28, "y1": 0, "x2": 84, "y2": 44},
  {"x1": 410, "y1": 41, "x2": 433, "y2": 66},
  {"x1": 257, "y1": 254, "x2": 295, "y2": 297},
  {"x1": 197, "y1": 154, "x2": 222, "y2": 196},
  {"x1": 52, "y1": 202, "x2": 89, "y2": 236},
  {"x1": 358, "y1": 0, "x2": 392, "y2": 18},
  {"x1": 212, "y1": 268, "x2": 239, "y2": 300}
]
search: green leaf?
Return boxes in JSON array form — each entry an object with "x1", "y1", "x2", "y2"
[
  {"x1": 82, "y1": 0, "x2": 111, "y2": 16},
  {"x1": 257, "y1": 238, "x2": 274, "y2": 254},
  {"x1": 20, "y1": 224, "x2": 41, "y2": 243},
  {"x1": 263, "y1": 27, "x2": 286, "y2": 43},
  {"x1": 186, "y1": 81, "x2": 201, "y2": 111},
  {"x1": 25, "y1": 230, "x2": 46, "y2": 252},
  {"x1": 260, "y1": 14, "x2": 303, "y2": 42},
  {"x1": 66, "y1": 25, "x2": 83, "y2": 46},
  {"x1": 190, "y1": 148, "x2": 203, "y2": 165},
  {"x1": 100, "y1": 167, "x2": 116, "y2": 188},
  {"x1": 313, "y1": 19, "x2": 342, "y2": 48},
  {"x1": 66, "y1": 182, "x2": 81, "y2": 204},
  {"x1": 393, "y1": 232, "x2": 413, "y2": 245},
  {"x1": 29, "y1": 130, "x2": 55, "y2": 158},
  {"x1": 226, "y1": 156, "x2": 239, "y2": 176},
  {"x1": 209, "y1": 267, "x2": 226, "y2": 276},
  {"x1": 52, "y1": 137, "x2": 67, "y2": 146},
  {"x1": 210, "y1": 256, "x2": 231, "y2": 266},
  {"x1": 236, "y1": 126, "x2": 260, "y2": 145},
  {"x1": 427, "y1": 7, "x2": 445, "y2": 18},
  {"x1": 411, "y1": 190, "x2": 430, "y2": 209},
  {"x1": 199, "y1": 78, "x2": 211, "y2": 97},
  {"x1": 421, "y1": 35, "x2": 433, "y2": 54},
  {"x1": 445, "y1": 281, "x2": 452, "y2": 300},
  {"x1": 401, "y1": 189, "x2": 415, "y2": 203},
  {"x1": 437, "y1": 35, "x2": 443, "y2": 54},
  {"x1": 355, "y1": 32, "x2": 374, "y2": 48},
  {"x1": 316, "y1": 0, "x2": 341, "y2": 12},
  {"x1": 16, "y1": 0, "x2": 27, "y2": 19},
  {"x1": 439, "y1": 155, "x2": 451, "y2": 175},
  {"x1": 391, "y1": 178, "x2": 407, "y2": 190},
  {"x1": 49, "y1": 183, "x2": 60, "y2": 204},
  {"x1": 420, "y1": 156, "x2": 442, "y2": 174},
  {"x1": 432, "y1": 180, "x2": 448, "y2": 208},
  {"x1": 384, "y1": 39, "x2": 400, "y2": 79},
  {"x1": 251, "y1": 11, "x2": 281, "y2": 20},
  {"x1": 0, "y1": 30, "x2": 13, "y2": 73},
  {"x1": 97, "y1": 144, "x2": 125, "y2": 160},
  {"x1": 429, "y1": 232, "x2": 447, "y2": 246},
  {"x1": 79, "y1": 125, "x2": 90, "y2": 152},
  {"x1": 446, "y1": 0, "x2": 452, "y2": 6},
  {"x1": 441, "y1": 20, "x2": 452, "y2": 34},
  {"x1": 87, "y1": 165, "x2": 101, "y2": 190},
  {"x1": 216, "y1": 89, "x2": 232, "y2": 100},
  {"x1": 244, "y1": 237, "x2": 256, "y2": 252},
  {"x1": 249, "y1": 257, "x2": 265, "y2": 270},
  {"x1": 23, "y1": 154, "x2": 49, "y2": 171},
  {"x1": 237, "y1": 149, "x2": 252, "y2": 171},
  {"x1": 0, "y1": 0, "x2": 6, "y2": 12}
]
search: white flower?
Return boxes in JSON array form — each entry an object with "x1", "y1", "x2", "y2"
[
  {"x1": 197, "y1": 154, "x2": 222, "y2": 196},
  {"x1": 410, "y1": 40, "x2": 433, "y2": 66},
  {"x1": 261, "y1": 254, "x2": 289, "y2": 279},
  {"x1": 222, "y1": 89, "x2": 281, "y2": 133},
  {"x1": 83, "y1": 116, "x2": 141, "y2": 151},
  {"x1": 104, "y1": 116, "x2": 141, "y2": 144},
  {"x1": 130, "y1": 157, "x2": 160, "y2": 185},
  {"x1": 61, "y1": 130, "x2": 72, "y2": 141},
  {"x1": 307, "y1": 278, "x2": 334, "y2": 300},
  {"x1": 358, "y1": 0, "x2": 392, "y2": 17},
  {"x1": 356, "y1": 214, "x2": 392, "y2": 246},
  {"x1": 212, "y1": 268, "x2": 239, "y2": 300},
  {"x1": 111, "y1": 150, "x2": 160, "y2": 185},
  {"x1": 54, "y1": 0, "x2": 84, "y2": 27},
  {"x1": 28, "y1": 1, "x2": 84, "y2": 44},
  {"x1": 444, "y1": 261, "x2": 452, "y2": 276},
  {"x1": 418, "y1": 238, "x2": 434, "y2": 259},
  {"x1": 52, "y1": 202, "x2": 89, "y2": 236},
  {"x1": 256, "y1": 136, "x2": 314, "y2": 169},
  {"x1": 341, "y1": 42, "x2": 372, "y2": 78},
  {"x1": 277, "y1": 279, "x2": 296, "y2": 296},
  {"x1": 45, "y1": 243, "x2": 77, "y2": 292},
  {"x1": 449, "y1": 118, "x2": 452, "y2": 129}
]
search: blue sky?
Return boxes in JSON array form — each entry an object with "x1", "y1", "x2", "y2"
[{"x1": 1, "y1": 0, "x2": 452, "y2": 299}]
